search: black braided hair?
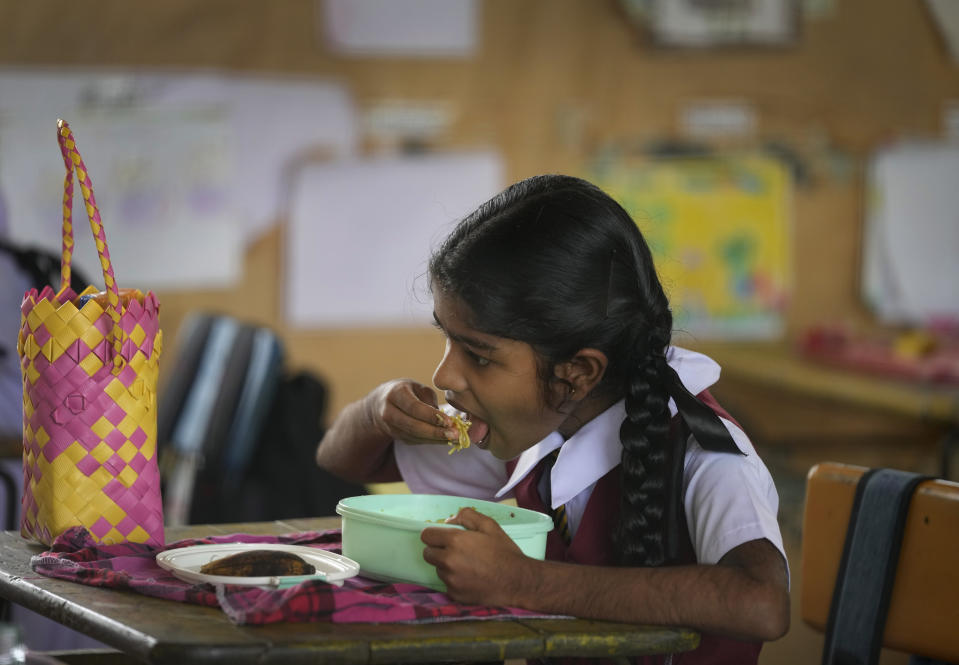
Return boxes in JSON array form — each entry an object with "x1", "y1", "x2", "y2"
[
  {"x1": 615, "y1": 299, "x2": 676, "y2": 567},
  {"x1": 429, "y1": 174, "x2": 682, "y2": 567}
]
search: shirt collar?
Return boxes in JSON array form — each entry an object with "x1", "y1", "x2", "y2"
[{"x1": 494, "y1": 346, "x2": 721, "y2": 507}]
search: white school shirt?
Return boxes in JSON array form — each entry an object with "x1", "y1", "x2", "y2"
[{"x1": 393, "y1": 346, "x2": 787, "y2": 568}]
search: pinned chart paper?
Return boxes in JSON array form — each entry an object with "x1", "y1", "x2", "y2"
[
  {"x1": 592, "y1": 154, "x2": 792, "y2": 340},
  {"x1": 0, "y1": 69, "x2": 357, "y2": 289},
  {"x1": 284, "y1": 152, "x2": 503, "y2": 327},
  {"x1": 863, "y1": 142, "x2": 959, "y2": 324},
  {"x1": 321, "y1": 0, "x2": 478, "y2": 57}
]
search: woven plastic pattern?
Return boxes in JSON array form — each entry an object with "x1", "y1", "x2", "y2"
[{"x1": 17, "y1": 120, "x2": 164, "y2": 546}]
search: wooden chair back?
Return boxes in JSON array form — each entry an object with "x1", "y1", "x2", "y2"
[{"x1": 801, "y1": 461, "x2": 959, "y2": 663}]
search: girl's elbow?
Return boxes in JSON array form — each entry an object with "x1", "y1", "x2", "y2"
[
  {"x1": 315, "y1": 433, "x2": 349, "y2": 477},
  {"x1": 755, "y1": 587, "x2": 790, "y2": 641},
  {"x1": 315, "y1": 435, "x2": 331, "y2": 469},
  {"x1": 315, "y1": 447, "x2": 329, "y2": 471}
]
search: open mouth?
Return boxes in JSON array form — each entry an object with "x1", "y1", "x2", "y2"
[
  {"x1": 446, "y1": 401, "x2": 491, "y2": 450},
  {"x1": 467, "y1": 417, "x2": 490, "y2": 449}
]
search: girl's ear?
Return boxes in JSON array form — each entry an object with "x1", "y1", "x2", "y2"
[{"x1": 556, "y1": 348, "x2": 609, "y2": 398}]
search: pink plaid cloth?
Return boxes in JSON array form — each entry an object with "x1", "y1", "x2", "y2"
[{"x1": 30, "y1": 526, "x2": 560, "y2": 625}]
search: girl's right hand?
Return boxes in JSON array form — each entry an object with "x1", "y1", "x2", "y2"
[{"x1": 366, "y1": 379, "x2": 459, "y2": 446}]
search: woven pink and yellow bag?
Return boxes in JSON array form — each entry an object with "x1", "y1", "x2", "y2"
[{"x1": 17, "y1": 120, "x2": 164, "y2": 546}]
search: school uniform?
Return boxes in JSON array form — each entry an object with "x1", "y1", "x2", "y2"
[{"x1": 394, "y1": 346, "x2": 786, "y2": 664}]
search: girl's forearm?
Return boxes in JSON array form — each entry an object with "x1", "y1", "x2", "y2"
[
  {"x1": 509, "y1": 545, "x2": 788, "y2": 642},
  {"x1": 315, "y1": 396, "x2": 400, "y2": 483}
]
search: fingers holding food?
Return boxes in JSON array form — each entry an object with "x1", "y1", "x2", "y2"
[
  {"x1": 373, "y1": 380, "x2": 457, "y2": 444},
  {"x1": 441, "y1": 412, "x2": 472, "y2": 454}
]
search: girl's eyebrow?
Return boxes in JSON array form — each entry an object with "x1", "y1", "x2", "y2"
[{"x1": 432, "y1": 312, "x2": 498, "y2": 351}]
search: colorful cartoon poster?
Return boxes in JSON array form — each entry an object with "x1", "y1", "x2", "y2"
[{"x1": 592, "y1": 154, "x2": 791, "y2": 339}]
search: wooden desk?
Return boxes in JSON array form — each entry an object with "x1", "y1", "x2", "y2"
[
  {"x1": 688, "y1": 342, "x2": 959, "y2": 477},
  {"x1": 691, "y1": 342, "x2": 959, "y2": 425},
  {"x1": 0, "y1": 518, "x2": 700, "y2": 664}
]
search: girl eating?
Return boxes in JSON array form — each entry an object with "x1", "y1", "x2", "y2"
[{"x1": 316, "y1": 174, "x2": 789, "y2": 664}]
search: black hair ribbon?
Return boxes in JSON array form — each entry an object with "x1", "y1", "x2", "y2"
[
  {"x1": 663, "y1": 363, "x2": 743, "y2": 455},
  {"x1": 656, "y1": 361, "x2": 743, "y2": 565}
]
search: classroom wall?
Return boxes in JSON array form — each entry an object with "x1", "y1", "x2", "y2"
[
  {"x1": 3, "y1": 3, "x2": 956, "y2": 662},
  {"x1": 2, "y1": 0, "x2": 956, "y2": 418}
]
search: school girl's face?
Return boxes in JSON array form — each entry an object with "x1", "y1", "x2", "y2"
[{"x1": 431, "y1": 290, "x2": 568, "y2": 460}]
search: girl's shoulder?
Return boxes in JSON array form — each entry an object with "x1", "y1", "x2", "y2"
[
  {"x1": 682, "y1": 418, "x2": 774, "y2": 492},
  {"x1": 681, "y1": 420, "x2": 786, "y2": 566}
]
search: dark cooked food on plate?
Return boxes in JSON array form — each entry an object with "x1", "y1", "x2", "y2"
[{"x1": 198, "y1": 549, "x2": 316, "y2": 577}]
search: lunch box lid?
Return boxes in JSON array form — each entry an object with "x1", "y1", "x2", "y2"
[{"x1": 336, "y1": 494, "x2": 553, "y2": 536}]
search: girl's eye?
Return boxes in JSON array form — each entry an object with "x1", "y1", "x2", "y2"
[{"x1": 465, "y1": 348, "x2": 491, "y2": 367}]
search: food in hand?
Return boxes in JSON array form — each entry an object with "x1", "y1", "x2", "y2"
[
  {"x1": 199, "y1": 550, "x2": 316, "y2": 577},
  {"x1": 437, "y1": 411, "x2": 472, "y2": 454}
]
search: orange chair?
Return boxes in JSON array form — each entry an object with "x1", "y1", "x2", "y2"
[{"x1": 801, "y1": 461, "x2": 959, "y2": 664}]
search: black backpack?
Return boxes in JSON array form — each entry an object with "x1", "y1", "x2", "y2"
[
  {"x1": 157, "y1": 312, "x2": 366, "y2": 524},
  {"x1": 0, "y1": 238, "x2": 68, "y2": 292},
  {"x1": 229, "y1": 371, "x2": 367, "y2": 522}
]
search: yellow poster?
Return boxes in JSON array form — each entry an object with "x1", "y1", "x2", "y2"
[{"x1": 592, "y1": 154, "x2": 791, "y2": 339}]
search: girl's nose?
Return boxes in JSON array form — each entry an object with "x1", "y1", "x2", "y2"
[{"x1": 433, "y1": 341, "x2": 466, "y2": 393}]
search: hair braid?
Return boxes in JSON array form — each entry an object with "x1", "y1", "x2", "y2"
[{"x1": 614, "y1": 319, "x2": 673, "y2": 567}]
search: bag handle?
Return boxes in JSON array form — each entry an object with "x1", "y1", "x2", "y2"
[{"x1": 56, "y1": 119, "x2": 124, "y2": 372}]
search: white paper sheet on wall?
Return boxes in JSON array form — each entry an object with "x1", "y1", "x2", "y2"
[
  {"x1": 145, "y1": 74, "x2": 358, "y2": 234},
  {"x1": 0, "y1": 69, "x2": 357, "y2": 289},
  {"x1": 320, "y1": 0, "x2": 478, "y2": 57},
  {"x1": 862, "y1": 142, "x2": 959, "y2": 324},
  {"x1": 284, "y1": 152, "x2": 503, "y2": 327},
  {"x1": 1, "y1": 107, "x2": 242, "y2": 290}
]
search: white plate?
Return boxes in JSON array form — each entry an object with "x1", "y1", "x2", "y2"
[{"x1": 156, "y1": 543, "x2": 359, "y2": 589}]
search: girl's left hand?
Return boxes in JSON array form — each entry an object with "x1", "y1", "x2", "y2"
[{"x1": 420, "y1": 507, "x2": 532, "y2": 607}]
